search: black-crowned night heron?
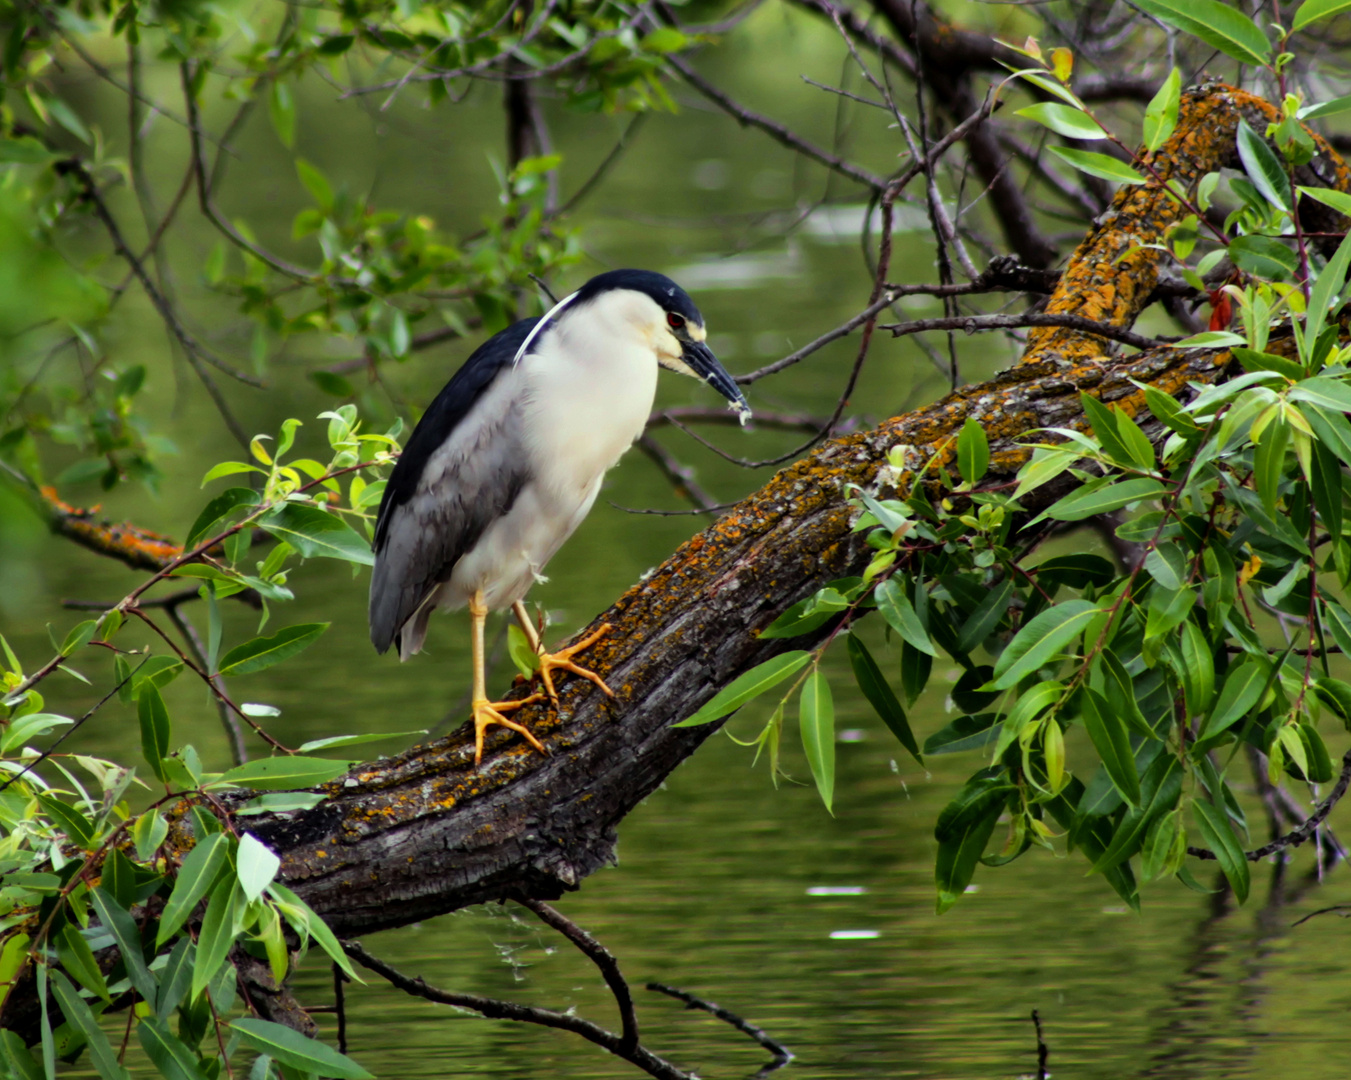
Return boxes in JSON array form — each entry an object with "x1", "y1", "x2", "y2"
[{"x1": 369, "y1": 269, "x2": 752, "y2": 764}]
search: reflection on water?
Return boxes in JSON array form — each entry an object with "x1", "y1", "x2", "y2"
[{"x1": 8, "y1": 6, "x2": 1351, "y2": 1079}]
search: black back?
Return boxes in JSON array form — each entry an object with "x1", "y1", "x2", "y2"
[{"x1": 373, "y1": 317, "x2": 541, "y2": 553}]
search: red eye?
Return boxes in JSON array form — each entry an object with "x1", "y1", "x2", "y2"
[{"x1": 666, "y1": 312, "x2": 685, "y2": 330}]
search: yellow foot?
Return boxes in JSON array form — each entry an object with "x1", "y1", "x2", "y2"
[
  {"x1": 473, "y1": 694, "x2": 546, "y2": 766},
  {"x1": 535, "y1": 623, "x2": 616, "y2": 704}
]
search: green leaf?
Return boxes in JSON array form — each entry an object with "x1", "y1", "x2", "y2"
[
  {"x1": 1236, "y1": 120, "x2": 1291, "y2": 211},
  {"x1": 673, "y1": 652, "x2": 811, "y2": 727},
  {"x1": 60, "y1": 619, "x2": 98, "y2": 657},
  {"x1": 798, "y1": 671, "x2": 835, "y2": 813},
  {"x1": 957, "y1": 577, "x2": 1015, "y2": 655},
  {"x1": 297, "y1": 730, "x2": 426, "y2": 752},
  {"x1": 846, "y1": 635, "x2": 921, "y2": 763},
  {"x1": 1141, "y1": 808, "x2": 1185, "y2": 882},
  {"x1": 934, "y1": 771, "x2": 1012, "y2": 913},
  {"x1": 231, "y1": 1019, "x2": 373, "y2": 1080},
  {"x1": 200, "y1": 461, "x2": 264, "y2": 486},
  {"x1": 1296, "y1": 186, "x2": 1351, "y2": 220},
  {"x1": 1177, "y1": 621, "x2": 1216, "y2": 717},
  {"x1": 1231, "y1": 347, "x2": 1306, "y2": 380},
  {"x1": 1299, "y1": 94, "x2": 1351, "y2": 119},
  {"x1": 1198, "y1": 657, "x2": 1270, "y2": 740},
  {"x1": 138, "y1": 684, "x2": 171, "y2": 783},
  {"x1": 56, "y1": 925, "x2": 111, "y2": 1004},
  {"x1": 157, "y1": 833, "x2": 229, "y2": 947},
  {"x1": 139, "y1": 1019, "x2": 209, "y2": 1080},
  {"x1": 924, "y1": 712, "x2": 1000, "y2": 755},
  {"x1": 875, "y1": 579, "x2": 936, "y2": 656},
  {"x1": 1253, "y1": 415, "x2": 1289, "y2": 516},
  {"x1": 1291, "y1": 376, "x2": 1351, "y2": 413},
  {"x1": 1091, "y1": 753, "x2": 1183, "y2": 873},
  {"x1": 1229, "y1": 235, "x2": 1299, "y2": 280},
  {"x1": 1080, "y1": 688, "x2": 1140, "y2": 807},
  {"x1": 89, "y1": 888, "x2": 156, "y2": 1005},
  {"x1": 1145, "y1": 542, "x2": 1188, "y2": 590},
  {"x1": 1046, "y1": 146, "x2": 1146, "y2": 185},
  {"x1": 1, "y1": 713, "x2": 73, "y2": 755},
  {"x1": 215, "y1": 756, "x2": 351, "y2": 790},
  {"x1": 0, "y1": 1029, "x2": 43, "y2": 1080},
  {"x1": 1191, "y1": 799, "x2": 1250, "y2": 903},
  {"x1": 185, "y1": 488, "x2": 260, "y2": 551},
  {"x1": 1293, "y1": 0, "x2": 1351, "y2": 31},
  {"x1": 48, "y1": 971, "x2": 128, "y2": 1080},
  {"x1": 133, "y1": 809, "x2": 169, "y2": 862},
  {"x1": 295, "y1": 158, "x2": 334, "y2": 211},
  {"x1": 1174, "y1": 330, "x2": 1248, "y2": 349},
  {"x1": 260, "y1": 504, "x2": 374, "y2": 565},
  {"x1": 191, "y1": 877, "x2": 240, "y2": 1001},
  {"x1": 1142, "y1": 68, "x2": 1181, "y2": 151},
  {"x1": 237, "y1": 833, "x2": 281, "y2": 903},
  {"x1": 1132, "y1": 0, "x2": 1271, "y2": 66},
  {"x1": 266, "y1": 882, "x2": 359, "y2": 983},
  {"x1": 1305, "y1": 230, "x2": 1351, "y2": 359},
  {"x1": 1040, "y1": 477, "x2": 1166, "y2": 522},
  {"x1": 217, "y1": 623, "x2": 329, "y2": 677},
  {"x1": 1014, "y1": 102, "x2": 1104, "y2": 140},
  {"x1": 0, "y1": 137, "x2": 62, "y2": 164},
  {"x1": 269, "y1": 80, "x2": 295, "y2": 148},
  {"x1": 991, "y1": 599, "x2": 1098, "y2": 690},
  {"x1": 956, "y1": 417, "x2": 990, "y2": 484}
]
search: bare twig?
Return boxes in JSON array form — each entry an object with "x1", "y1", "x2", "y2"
[
  {"x1": 1031, "y1": 1009, "x2": 1049, "y2": 1080},
  {"x1": 163, "y1": 603, "x2": 248, "y2": 766},
  {"x1": 879, "y1": 312, "x2": 1164, "y2": 351},
  {"x1": 1190, "y1": 749, "x2": 1351, "y2": 863},
  {"x1": 64, "y1": 160, "x2": 256, "y2": 447},
  {"x1": 646, "y1": 983, "x2": 794, "y2": 1077},
  {"x1": 635, "y1": 434, "x2": 719, "y2": 511},
  {"x1": 341, "y1": 939, "x2": 691, "y2": 1080},
  {"x1": 668, "y1": 54, "x2": 887, "y2": 192},
  {"x1": 516, "y1": 898, "x2": 639, "y2": 1051}
]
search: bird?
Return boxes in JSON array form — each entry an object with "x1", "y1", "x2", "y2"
[{"x1": 369, "y1": 269, "x2": 752, "y2": 765}]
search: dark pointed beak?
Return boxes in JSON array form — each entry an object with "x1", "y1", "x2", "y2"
[{"x1": 682, "y1": 340, "x2": 752, "y2": 424}]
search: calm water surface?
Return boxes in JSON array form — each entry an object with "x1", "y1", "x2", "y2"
[{"x1": 5, "y1": 6, "x2": 1351, "y2": 1077}]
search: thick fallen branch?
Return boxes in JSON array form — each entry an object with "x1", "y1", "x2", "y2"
[{"x1": 7, "y1": 83, "x2": 1351, "y2": 1041}]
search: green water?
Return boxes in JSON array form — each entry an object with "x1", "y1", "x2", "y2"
[{"x1": 5, "y1": 6, "x2": 1351, "y2": 1077}]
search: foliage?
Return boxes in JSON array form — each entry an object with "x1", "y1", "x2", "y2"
[
  {"x1": 0, "y1": 408, "x2": 409, "y2": 1079},
  {"x1": 690, "y1": 3, "x2": 1351, "y2": 914}
]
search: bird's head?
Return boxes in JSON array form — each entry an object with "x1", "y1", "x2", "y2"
[{"x1": 556, "y1": 269, "x2": 753, "y2": 424}]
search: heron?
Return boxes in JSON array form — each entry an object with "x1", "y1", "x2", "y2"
[{"x1": 369, "y1": 269, "x2": 752, "y2": 765}]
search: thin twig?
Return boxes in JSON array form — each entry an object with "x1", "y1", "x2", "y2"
[
  {"x1": 1190, "y1": 749, "x2": 1351, "y2": 862},
  {"x1": 879, "y1": 312, "x2": 1164, "y2": 351},
  {"x1": 646, "y1": 983, "x2": 794, "y2": 1076},
  {"x1": 1031, "y1": 1009, "x2": 1049, "y2": 1080},
  {"x1": 635, "y1": 434, "x2": 719, "y2": 511},
  {"x1": 163, "y1": 603, "x2": 248, "y2": 766},
  {"x1": 341, "y1": 939, "x2": 691, "y2": 1080},
  {"x1": 669, "y1": 53, "x2": 887, "y2": 192},
  {"x1": 516, "y1": 899, "x2": 639, "y2": 1051},
  {"x1": 64, "y1": 160, "x2": 255, "y2": 447}
]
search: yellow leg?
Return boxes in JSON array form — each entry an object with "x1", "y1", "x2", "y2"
[
  {"x1": 512, "y1": 601, "x2": 616, "y2": 704},
  {"x1": 470, "y1": 591, "x2": 545, "y2": 766}
]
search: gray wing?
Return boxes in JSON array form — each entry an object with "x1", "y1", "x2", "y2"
[
  {"x1": 369, "y1": 319, "x2": 542, "y2": 656},
  {"x1": 368, "y1": 388, "x2": 528, "y2": 655}
]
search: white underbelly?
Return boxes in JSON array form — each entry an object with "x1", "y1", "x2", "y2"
[{"x1": 442, "y1": 477, "x2": 602, "y2": 610}]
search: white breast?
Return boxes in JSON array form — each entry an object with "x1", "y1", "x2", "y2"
[{"x1": 442, "y1": 294, "x2": 661, "y2": 611}]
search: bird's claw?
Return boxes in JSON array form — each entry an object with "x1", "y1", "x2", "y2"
[
  {"x1": 472, "y1": 693, "x2": 546, "y2": 766},
  {"x1": 534, "y1": 623, "x2": 616, "y2": 703}
]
